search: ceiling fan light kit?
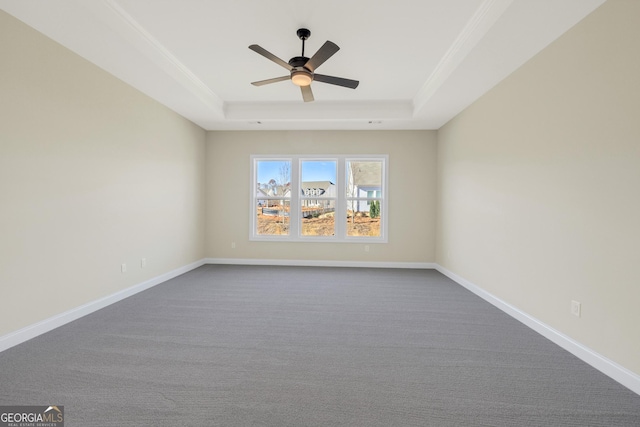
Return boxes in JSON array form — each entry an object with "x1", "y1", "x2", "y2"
[
  {"x1": 291, "y1": 70, "x2": 312, "y2": 87},
  {"x1": 249, "y1": 28, "x2": 359, "y2": 102}
]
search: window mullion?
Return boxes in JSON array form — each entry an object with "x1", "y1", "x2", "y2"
[
  {"x1": 290, "y1": 158, "x2": 300, "y2": 238},
  {"x1": 336, "y1": 158, "x2": 346, "y2": 239}
]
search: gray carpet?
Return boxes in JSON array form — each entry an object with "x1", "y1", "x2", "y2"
[{"x1": 1, "y1": 265, "x2": 639, "y2": 426}]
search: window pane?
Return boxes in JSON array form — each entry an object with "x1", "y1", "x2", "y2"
[
  {"x1": 257, "y1": 160, "x2": 291, "y2": 199},
  {"x1": 347, "y1": 201, "x2": 382, "y2": 237},
  {"x1": 346, "y1": 160, "x2": 383, "y2": 238},
  {"x1": 301, "y1": 201, "x2": 335, "y2": 236},
  {"x1": 300, "y1": 160, "x2": 336, "y2": 237},
  {"x1": 256, "y1": 200, "x2": 290, "y2": 235}
]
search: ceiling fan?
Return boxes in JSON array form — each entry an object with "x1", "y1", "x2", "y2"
[{"x1": 249, "y1": 28, "x2": 359, "y2": 102}]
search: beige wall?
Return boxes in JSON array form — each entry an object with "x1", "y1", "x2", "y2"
[
  {"x1": 437, "y1": 0, "x2": 640, "y2": 375},
  {"x1": 0, "y1": 11, "x2": 206, "y2": 336},
  {"x1": 205, "y1": 130, "x2": 437, "y2": 264}
]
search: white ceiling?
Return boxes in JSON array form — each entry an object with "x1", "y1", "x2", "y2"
[{"x1": 1, "y1": 0, "x2": 605, "y2": 131}]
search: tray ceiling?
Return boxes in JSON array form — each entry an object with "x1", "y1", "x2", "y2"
[{"x1": 0, "y1": 0, "x2": 605, "y2": 130}]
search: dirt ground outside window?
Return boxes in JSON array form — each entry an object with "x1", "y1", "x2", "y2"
[{"x1": 256, "y1": 208, "x2": 380, "y2": 237}]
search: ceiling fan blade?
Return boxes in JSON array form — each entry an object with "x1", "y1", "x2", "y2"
[
  {"x1": 313, "y1": 74, "x2": 359, "y2": 89},
  {"x1": 249, "y1": 44, "x2": 293, "y2": 71},
  {"x1": 304, "y1": 41, "x2": 339, "y2": 72},
  {"x1": 301, "y1": 85, "x2": 314, "y2": 102},
  {"x1": 251, "y1": 76, "x2": 290, "y2": 86}
]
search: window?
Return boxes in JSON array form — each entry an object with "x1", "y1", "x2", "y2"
[
  {"x1": 251, "y1": 155, "x2": 387, "y2": 242},
  {"x1": 346, "y1": 160, "x2": 384, "y2": 238},
  {"x1": 301, "y1": 160, "x2": 337, "y2": 237},
  {"x1": 254, "y1": 159, "x2": 291, "y2": 236}
]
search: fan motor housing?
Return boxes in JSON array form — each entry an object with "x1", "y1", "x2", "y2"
[{"x1": 288, "y1": 56, "x2": 309, "y2": 68}]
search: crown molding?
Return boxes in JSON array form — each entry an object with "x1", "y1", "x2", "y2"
[
  {"x1": 412, "y1": 0, "x2": 513, "y2": 116},
  {"x1": 83, "y1": 0, "x2": 225, "y2": 116}
]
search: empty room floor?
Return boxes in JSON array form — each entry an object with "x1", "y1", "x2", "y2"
[{"x1": 1, "y1": 265, "x2": 639, "y2": 426}]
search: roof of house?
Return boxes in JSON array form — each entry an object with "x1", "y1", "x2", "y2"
[{"x1": 301, "y1": 181, "x2": 334, "y2": 191}]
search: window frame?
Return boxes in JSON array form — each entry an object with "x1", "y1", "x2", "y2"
[{"x1": 250, "y1": 154, "x2": 388, "y2": 243}]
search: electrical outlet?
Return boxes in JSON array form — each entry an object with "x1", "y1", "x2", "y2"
[
  {"x1": 141, "y1": 258, "x2": 146, "y2": 268},
  {"x1": 231, "y1": 242, "x2": 236, "y2": 249},
  {"x1": 121, "y1": 263, "x2": 127, "y2": 273},
  {"x1": 571, "y1": 300, "x2": 581, "y2": 317},
  {"x1": 364, "y1": 245, "x2": 370, "y2": 252}
]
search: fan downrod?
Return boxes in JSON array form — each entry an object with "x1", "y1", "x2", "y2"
[{"x1": 296, "y1": 28, "x2": 311, "y2": 57}]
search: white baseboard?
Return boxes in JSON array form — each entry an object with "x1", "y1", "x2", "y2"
[
  {"x1": 435, "y1": 264, "x2": 640, "y2": 396},
  {"x1": 205, "y1": 258, "x2": 436, "y2": 270},
  {"x1": 0, "y1": 259, "x2": 207, "y2": 353}
]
